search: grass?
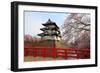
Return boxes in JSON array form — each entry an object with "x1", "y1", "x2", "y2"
[{"x1": 24, "y1": 56, "x2": 66, "y2": 62}]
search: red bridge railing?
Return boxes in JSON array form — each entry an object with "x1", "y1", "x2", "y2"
[{"x1": 24, "y1": 46, "x2": 90, "y2": 60}]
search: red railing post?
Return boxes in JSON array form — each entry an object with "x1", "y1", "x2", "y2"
[
  {"x1": 64, "y1": 50, "x2": 67, "y2": 59},
  {"x1": 76, "y1": 50, "x2": 80, "y2": 59},
  {"x1": 43, "y1": 48, "x2": 46, "y2": 60},
  {"x1": 33, "y1": 48, "x2": 36, "y2": 61},
  {"x1": 24, "y1": 48, "x2": 28, "y2": 56},
  {"x1": 53, "y1": 48, "x2": 56, "y2": 60}
]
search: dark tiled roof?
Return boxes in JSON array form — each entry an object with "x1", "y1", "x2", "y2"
[{"x1": 42, "y1": 19, "x2": 59, "y2": 28}]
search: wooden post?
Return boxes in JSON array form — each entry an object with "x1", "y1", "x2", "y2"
[
  {"x1": 33, "y1": 48, "x2": 36, "y2": 61},
  {"x1": 64, "y1": 50, "x2": 67, "y2": 59},
  {"x1": 43, "y1": 48, "x2": 46, "y2": 60},
  {"x1": 53, "y1": 48, "x2": 56, "y2": 60},
  {"x1": 24, "y1": 48, "x2": 28, "y2": 56}
]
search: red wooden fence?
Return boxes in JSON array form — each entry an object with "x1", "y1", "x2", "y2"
[{"x1": 24, "y1": 46, "x2": 90, "y2": 60}]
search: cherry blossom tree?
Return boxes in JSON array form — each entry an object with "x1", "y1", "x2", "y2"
[{"x1": 61, "y1": 13, "x2": 90, "y2": 48}]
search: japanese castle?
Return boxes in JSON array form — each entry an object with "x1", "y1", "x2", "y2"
[{"x1": 38, "y1": 19, "x2": 61, "y2": 41}]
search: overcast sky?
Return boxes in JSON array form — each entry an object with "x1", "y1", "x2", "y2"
[{"x1": 24, "y1": 11, "x2": 68, "y2": 37}]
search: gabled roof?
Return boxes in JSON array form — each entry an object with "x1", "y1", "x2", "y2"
[
  {"x1": 40, "y1": 27, "x2": 59, "y2": 31},
  {"x1": 42, "y1": 19, "x2": 59, "y2": 28},
  {"x1": 38, "y1": 32, "x2": 61, "y2": 37},
  {"x1": 38, "y1": 33, "x2": 49, "y2": 36}
]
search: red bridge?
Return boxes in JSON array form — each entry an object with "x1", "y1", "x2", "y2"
[{"x1": 24, "y1": 46, "x2": 90, "y2": 60}]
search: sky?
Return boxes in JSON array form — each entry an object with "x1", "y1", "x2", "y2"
[{"x1": 24, "y1": 11, "x2": 68, "y2": 37}]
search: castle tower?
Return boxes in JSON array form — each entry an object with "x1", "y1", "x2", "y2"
[
  {"x1": 38, "y1": 19, "x2": 61, "y2": 41},
  {"x1": 38, "y1": 19, "x2": 62, "y2": 48}
]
